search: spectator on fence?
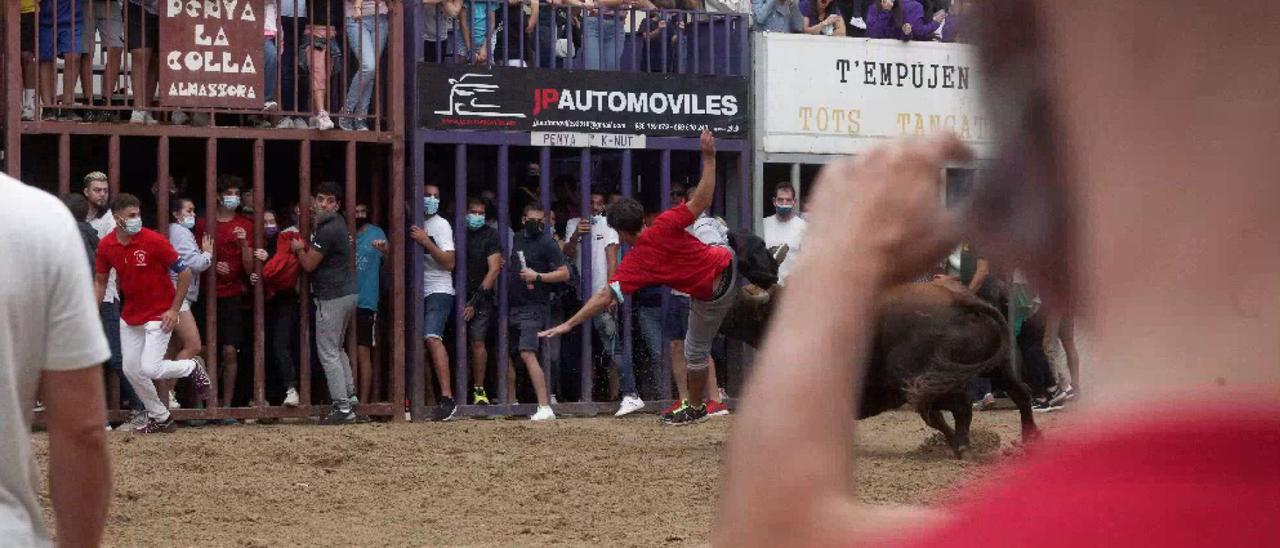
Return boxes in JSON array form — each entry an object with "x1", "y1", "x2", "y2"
[
  {"x1": 865, "y1": 0, "x2": 943, "y2": 41},
  {"x1": 125, "y1": 0, "x2": 160, "y2": 125},
  {"x1": 564, "y1": 191, "x2": 645, "y2": 416},
  {"x1": 37, "y1": 0, "x2": 82, "y2": 120},
  {"x1": 799, "y1": 0, "x2": 846, "y2": 35},
  {"x1": 509, "y1": 204, "x2": 569, "y2": 420},
  {"x1": 2, "y1": 177, "x2": 112, "y2": 548},
  {"x1": 463, "y1": 197, "x2": 502, "y2": 405},
  {"x1": 751, "y1": 0, "x2": 806, "y2": 33},
  {"x1": 421, "y1": 0, "x2": 463, "y2": 62},
  {"x1": 301, "y1": 3, "x2": 341, "y2": 130},
  {"x1": 276, "y1": 1, "x2": 308, "y2": 127},
  {"x1": 258, "y1": 0, "x2": 282, "y2": 127},
  {"x1": 411, "y1": 183, "x2": 459, "y2": 420},
  {"x1": 94, "y1": 193, "x2": 213, "y2": 433},
  {"x1": 354, "y1": 203, "x2": 388, "y2": 405},
  {"x1": 289, "y1": 182, "x2": 359, "y2": 423},
  {"x1": 762, "y1": 183, "x2": 806, "y2": 284},
  {"x1": 19, "y1": 1, "x2": 37, "y2": 120},
  {"x1": 258, "y1": 205, "x2": 304, "y2": 407},
  {"x1": 162, "y1": 198, "x2": 214, "y2": 410},
  {"x1": 339, "y1": 0, "x2": 388, "y2": 131},
  {"x1": 937, "y1": 0, "x2": 963, "y2": 42},
  {"x1": 457, "y1": 0, "x2": 497, "y2": 65},
  {"x1": 490, "y1": 0, "x2": 532, "y2": 66},
  {"x1": 194, "y1": 176, "x2": 255, "y2": 418},
  {"x1": 81, "y1": 172, "x2": 147, "y2": 429},
  {"x1": 74, "y1": 1, "x2": 125, "y2": 122}
]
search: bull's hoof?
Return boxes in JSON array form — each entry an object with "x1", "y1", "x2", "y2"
[{"x1": 952, "y1": 445, "x2": 970, "y2": 460}]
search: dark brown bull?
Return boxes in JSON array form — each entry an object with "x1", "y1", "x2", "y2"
[{"x1": 721, "y1": 279, "x2": 1040, "y2": 458}]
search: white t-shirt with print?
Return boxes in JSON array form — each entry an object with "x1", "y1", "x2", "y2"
[
  {"x1": 0, "y1": 176, "x2": 111, "y2": 546},
  {"x1": 762, "y1": 213, "x2": 806, "y2": 283},
  {"x1": 422, "y1": 214, "x2": 456, "y2": 296},
  {"x1": 564, "y1": 216, "x2": 620, "y2": 296}
]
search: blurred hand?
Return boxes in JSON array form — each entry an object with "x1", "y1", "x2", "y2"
[
  {"x1": 538, "y1": 322, "x2": 572, "y2": 339},
  {"x1": 409, "y1": 225, "x2": 429, "y2": 246},
  {"x1": 289, "y1": 238, "x2": 306, "y2": 252},
  {"x1": 249, "y1": 273, "x2": 261, "y2": 286},
  {"x1": 253, "y1": 248, "x2": 268, "y2": 262},
  {"x1": 160, "y1": 309, "x2": 179, "y2": 333},
  {"x1": 232, "y1": 226, "x2": 247, "y2": 241},
  {"x1": 463, "y1": 306, "x2": 476, "y2": 322},
  {"x1": 519, "y1": 268, "x2": 538, "y2": 283},
  {"x1": 700, "y1": 129, "x2": 715, "y2": 157},
  {"x1": 201, "y1": 234, "x2": 214, "y2": 254},
  {"x1": 215, "y1": 261, "x2": 231, "y2": 275},
  {"x1": 803, "y1": 135, "x2": 971, "y2": 285},
  {"x1": 576, "y1": 221, "x2": 591, "y2": 236},
  {"x1": 902, "y1": 22, "x2": 912, "y2": 35},
  {"x1": 372, "y1": 240, "x2": 389, "y2": 253},
  {"x1": 932, "y1": 9, "x2": 946, "y2": 22}
]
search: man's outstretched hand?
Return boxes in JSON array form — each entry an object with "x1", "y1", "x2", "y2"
[
  {"x1": 538, "y1": 322, "x2": 573, "y2": 339},
  {"x1": 701, "y1": 129, "x2": 715, "y2": 157}
]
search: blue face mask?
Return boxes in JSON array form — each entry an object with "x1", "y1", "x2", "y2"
[
  {"x1": 776, "y1": 205, "x2": 794, "y2": 216},
  {"x1": 122, "y1": 217, "x2": 143, "y2": 235},
  {"x1": 424, "y1": 196, "x2": 440, "y2": 216},
  {"x1": 222, "y1": 195, "x2": 241, "y2": 210},
  {"x1": 180, "y1": 215, "x2": 196, "y2": 230},
  {"x1": 466, "y1": 213, "x2": 486, "y2": 230}
]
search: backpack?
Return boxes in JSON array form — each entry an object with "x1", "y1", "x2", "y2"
[
  {"x1": 726, "y1": 229, "x2": 780, "y2": 290},
  {"x1": 263, "y1": 230, "x2": 302, "y2": 297}
]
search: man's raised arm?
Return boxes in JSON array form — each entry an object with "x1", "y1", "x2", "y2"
[{"x1": 684, "y1": 130, "x2": 717, "y2": 219}]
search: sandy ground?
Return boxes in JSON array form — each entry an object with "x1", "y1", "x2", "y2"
[{"x1": 32, "y1": 407, "x2": 1066, "y2": 547}]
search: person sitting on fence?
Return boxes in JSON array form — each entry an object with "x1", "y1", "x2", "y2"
[
  {"x1": 339, "y1": 0, "x2": 389, "y2": 130},
  {"x1": 462, "y1": 197, "x2": 503, "y2": 405},
  {"x1": 354, "y1": 203, "x2": 389, "y2": 406}
]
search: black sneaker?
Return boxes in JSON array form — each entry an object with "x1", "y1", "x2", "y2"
[
  {"x1": 1032, "y1": 399, "x2": 1060, "y2": 413},
  {"x1": 135, "y1": 417, "x2": 177, "y2": 434},
  {"x1": 437, "y1": 396, "x2": 458, "y2": 422},
  {"x1": 189, "y1": 355, "x2": 212, "y2": 399},
  {"x1": 660, "y1": 403, "x2": 708, "y2": 426},
  {"x1": 321, "y1": 404, "x2": 356, "y2": 425}
]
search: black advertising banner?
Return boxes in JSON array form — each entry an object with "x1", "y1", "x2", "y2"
[{"x1": 417, "y1": 64, "x2": 750, "y2": 139}]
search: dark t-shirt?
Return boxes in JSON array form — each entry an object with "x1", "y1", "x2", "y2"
[
  {"x1": 311, "y1": 213, "x2": 357, "y2": 300},
  {"x1": 508, "y1": 231, "x2": 564, "y2": 306},
  {"x1": 466, "y1": 225, "x2": 502, "y2": 298}
]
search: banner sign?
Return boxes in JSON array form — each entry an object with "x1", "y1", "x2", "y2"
[
  {"x1": 531, "y1": 132, "x2": 648, "y2": 149},
  {"x1": 160, "y1": 0, "x2": 265, "y2": 109},
  {"x1": 418, "y1": 64, "x2": 750, "y2": 139},
  {"x1": 756, "y1": 34, "x2": 991, "y2": 157}
]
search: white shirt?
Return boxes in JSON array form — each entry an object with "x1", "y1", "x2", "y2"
[
  {"x1": 88, "y1": 209, "x2": 119, "y2": 302},
  {"x1": 671, "y1": 214, "x2": 729, "y2": 297},
  {"x1": 422, "y1": 214, "x2": 456, "y2": 296},
  {"x1": 564, "y1": 216, "x2": 620, "y2": 296},
  {"x1": 762, "y1": 213, "x2": 807, "y2": 283},
  {"x1": 0, "y1": 176, "x2": 111, "y2": 546}
]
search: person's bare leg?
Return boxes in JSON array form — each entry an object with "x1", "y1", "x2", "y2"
[
  {"x1": 357, "y1": 345, "x2": 373, "y2": 403},
  {"x1": 220, "y1": 345, "x2": 238, "y2": 408},
  {"x1": 1060, "y1": 318, "x2": 1080, "y2": 389},
  {"x1": 79, "y1": 53, "x2": 93, "y2": 105},
  {"x1": 687, "y1": 368, "x2": 708, "y2": 408},
  {"x1": 669, "y1": 340, "x2": 689, "y2": 401},
  {"x1": 706, "y1": 356, "x2": 723, "y2": 402},
  {"x1": 521, "y1": 351, "x2": 550, "y2": 405},
  {"x1": 104, "y1": 47, "x2": 122, "y2": 105},
  {"x1": 157, "y1": 310, "x2": 201, "y2": 406},
  {"x1": 147, "y1": 50, "x2": 159, "y2": 106},
  {"x1": 39, "y1": 61, "x2": 56, "y2": 106},
  {"x1": 61, "y1": 56, "x2": 79, "y2": 107},
  {"x1": 129, "y1": 49, "x2": 147, "y2": 108},
  {"x1": 21, "y1": 52, "x2": 35, "y2": 89},
  {"x1": 469, "y1": 340, "x2": 487, "y2": 397},
  {"x1": 607, "y1": 366, "x2": 620, "y2": 400},
  {"x1": 506, "y1": 363, "x2": 518, "y2": 404},
  {"x1": 427, "y1": 338, "x2": 452, "y2": 399}
]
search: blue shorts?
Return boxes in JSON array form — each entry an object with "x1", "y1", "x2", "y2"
[
  {"x1": 664, "y1": 295, "x2": 691, "y2": 341},
  {"x1": 424, "y1": 292, "x2": 454, "y2": 341},
  {"x1": 39, "y1": 19, "x2": 82, "y2": 60}
]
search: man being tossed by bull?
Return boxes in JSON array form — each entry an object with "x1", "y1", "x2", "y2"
[{"x1": 540, "y1": 130, "x2": 730, "y2": 426}]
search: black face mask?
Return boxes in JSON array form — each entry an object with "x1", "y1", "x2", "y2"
[
  {"x1": 356, "y1": 216, "x2": 369, "y2": 228},
  {"x1": 523, "y1": 219, "x2": 544, "y2": 238}
]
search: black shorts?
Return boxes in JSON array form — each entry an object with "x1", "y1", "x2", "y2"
[
  {"x1": 126, "y1": 3, "x2": 158, "y2": 51},
  {"x1": 466, "y1": 303, "x2": 494, "y2": 342},
  {"x1": 357, "y1": 308, "x2": 377, "y2": 347},
  {"x1": 509, "y1": 304, "x2": 548, "y2": 353},
  {"x1": 216, "y1": 295, "x2": 245, "y2": 349},
  {"x1": 20, "y1": 12, "x2": 34, "y2": 52}
]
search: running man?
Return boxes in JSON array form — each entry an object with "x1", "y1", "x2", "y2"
[
  {"x1": 540, "y1": 130, "x2": 732, "y2": 426},
  {"x1": 94, "y1": 193, "x2": 211, "y2": 433}
]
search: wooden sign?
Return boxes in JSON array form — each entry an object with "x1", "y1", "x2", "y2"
[{"x1": 160, "y1": 0, "x2": 265, "y2": 109}]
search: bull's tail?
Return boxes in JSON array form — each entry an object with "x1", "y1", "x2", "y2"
[{"x1": 903, "y1": 296, "x2": 1011, "y2": 405}]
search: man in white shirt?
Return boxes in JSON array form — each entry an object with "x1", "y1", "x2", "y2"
[
  {"x1": 0, "y1": 175, "x2": 112, "y2": 547},
  {"x1": 563, "y1": 191, "x2": 645, "y2": 416},
  {"x1": 762, "y1": 182, "x2": 807, "y2": 284},
  {"x1": 409, "y1": 183, "x2": 459, "y2": 421},
  {"x1": 82, "y1": 171, "x2": 145, "y2": 427}
]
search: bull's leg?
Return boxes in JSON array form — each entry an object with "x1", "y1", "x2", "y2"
[
  {"x1": 917, "y1": 399, "x2": 958, "y2": 455},
  {"x1": 993, "y1": 360, "x2": 1042, "y2": 444},
  {"x1": 938, "y1": 391, "x2": 973, "y2": 459}
]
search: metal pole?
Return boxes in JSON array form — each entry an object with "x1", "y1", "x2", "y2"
[
  {"x1": 454, "y1": 144, "x2": 469, "y2": 403},
  {"x1": 4, "y1": 0, "x2": 20, "y2": 177},
  {"x1": 58, "y1": 134, "x2": 70, "y2": 196},
  {"x1": 253, "y1": 139, "x2": 267, "y2": 408},
  {"x1": 659, "y1": 149, "x2": 673, "y2": 400},
  {"x1": 345, "y1": 141, "x2": 359, "y2": 402},
  {"x1": 539, "y1": 146, "x2": 552, "y2": 398},
  {"x1": 578, "y1": 148, "x2": 593, "y2": 402},
  {"x1": 620, "y1": 150, "x2": 634, "y2": 396},
  {"x1": 298, "y1": 141, "x2": 313, "y2": 409},
  {"x1": 157, "y1": 138, "x2": 170, "y2": 231},
  {"x1": 205, "y1": 138, "x2": 220, "y2": 411},
  {"x1": 497, "y1": 145, "x2": 511, "y2": 408}
]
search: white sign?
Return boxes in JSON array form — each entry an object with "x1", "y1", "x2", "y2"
[
  {"x1": 756, "y1": 34, "x2": 992, "y2": 158},
  {"x1": 530, "y1": 132, "x2": 648, "y2": 149}
]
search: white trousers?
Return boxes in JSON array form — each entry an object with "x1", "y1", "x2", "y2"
[{"x1": 120, "y1": 320, "x2": 196, "y2": 420}]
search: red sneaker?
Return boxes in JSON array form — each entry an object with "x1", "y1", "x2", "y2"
[
  {"x1": 661, "y1": 400, "x2": 686, "y2": 416},
  {"x1": 706, "y1": 400, "x2": 731, "y2": 417}
]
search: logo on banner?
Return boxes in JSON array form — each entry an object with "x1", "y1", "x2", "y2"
[{"x1": 434, "y1": 74, "x2": 527, "y2": 119}]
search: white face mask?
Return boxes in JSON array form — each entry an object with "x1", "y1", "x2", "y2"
[
  {"x1": 180, "y1": 215, "x2": 196, "y2": 229},
  {"x1": 122, "y1": 217, "x2": 143, "y2": 235}
]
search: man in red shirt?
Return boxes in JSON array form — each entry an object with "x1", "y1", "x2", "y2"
[
  {"x1": 540, "y1": 130, "x2": 732, "y2": 426},
  {"x1": 195, "y1": 175, "x2": 254, "y2": 411},
  {"x1": 94, "y1": 193, "x2": 211, "y2": 434}
]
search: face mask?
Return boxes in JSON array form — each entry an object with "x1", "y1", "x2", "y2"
[
  {"x1": 467, "y1": 214, "x2": 486, "y2": 230},
  {"x1": 222, "y1": 196, "x2": 241, "y2": 210},
  {"x1": 180, "y1": 215, "x2": 196, "y2": 230},
  {"x1": 122, "y1": 217, "x2": 143, "y2": 235},
  {"x1": 356, "y1": 216, "x2": 369, "y2": 228},
  {"x1": 424, "y1": 196, "x2": 440, "y2": 216},
  {"x1": 265, "y1": 224, "x2": 280, "y2": 239},
  {"x1": 776, "y1": 205, "x2": 794, "y2": 216},
  {"x1": 523, "y1": 219, "x2": 544, "y2": 238},
  {"x1": 241, "y1": 206, "x2": 254, "y2": 215}
]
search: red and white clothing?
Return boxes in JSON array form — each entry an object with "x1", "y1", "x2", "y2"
[
  {"x1": 196, "y1": 215, "x2": 254, "y2": 299},
  {"x1": 94, "y1": 228, "x2": 197, "y2": 421},
  {"x1": 610, "y1": 205, "x2": 732, "y2": 300}
]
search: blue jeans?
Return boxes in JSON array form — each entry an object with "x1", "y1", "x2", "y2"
[
  {"x1": 424, "y1": 292, "x2": 454, "y2": 340},
  {"x1": 583, "y1": 15, "x2": 621, "y2": 71},
  {"x1": 593, "y1": 312, "x2": 637, "y2": 396},
  {"x1": 100, "y1": 301, "x2": 142, "y2": 411},
  {"x1": 636, "y1": 305, "x2": 665, "y2": 391},
  {"x1": 264, "y1": 37, "x2": 279, "y2": 103},
  {"x1": 343, "y1": 14, "x2": 388, "y2": 116}
]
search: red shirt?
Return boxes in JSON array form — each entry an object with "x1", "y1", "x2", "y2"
[
  {"x1": 95, "y1": 228, "x2": 181, "y2": 326},
  {"x1": 905, "y1": 406, "x2": 1280, "y2": 548},
  {"x1": 195, "y1": 215, "x2": 254, "y2": 298},
  {"x1": 610, "y1": 205, "x2": 732, "y2": 300}
]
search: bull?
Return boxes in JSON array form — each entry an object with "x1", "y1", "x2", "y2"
[{"x1": 719, "y1": 236, "x2": 1040, "y2": 459}]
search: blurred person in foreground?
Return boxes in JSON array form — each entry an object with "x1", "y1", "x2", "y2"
[
  {"x1": 1, "y1": 176, "x2": 111, "y2": 547},
  {"x1": 716, "y1": 1, "x2": 1280, "y2": 545}
]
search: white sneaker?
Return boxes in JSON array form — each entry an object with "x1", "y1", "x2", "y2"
[
  {"x1": 168, "y1": 390, "x2": 181, "y2": 410},
  {"x1": 530, "y1": 406, "x2": 556, "y2": 421},
  {"x1": 105, "y1": 423, "x2": 113, "y2": 431},
  {"x1": 263, "y1": 101, "x2": 279, "y2": 111},
  {"x1": 21, "y1": 90, "x2": 35, "y2": 121},
  {"x1": 126, "y1": 410, "x2": 149, "y2": 431},
  {"x1": 283, "y1": 387, "x2": 300, "y2": 407},
  {"x1": 171, "y1": 110, "x2": 189, "y2": 125},
  {"x1": 129, "y1": 110, "x2": 157, "y2": 125},
  {"x1": 191, "y1": 112, "x2": 211, "y2": 127},
  {"x1": 276, "y1": 117, "x2": 295, "y2": 129},
  {"x1": 614, "y1": 395, "x2": 645, "y2": 417},
  {"x1": 310, "y1": 110, "x2": 334, "y2": 130}
]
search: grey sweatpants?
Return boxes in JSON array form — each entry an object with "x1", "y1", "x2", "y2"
[
  {"x1": 316, "y1": 294, "x2": 357, "y2": 410},
  {"x1": 685, "y1": 247, "x2": 737, "y2": 371}
]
